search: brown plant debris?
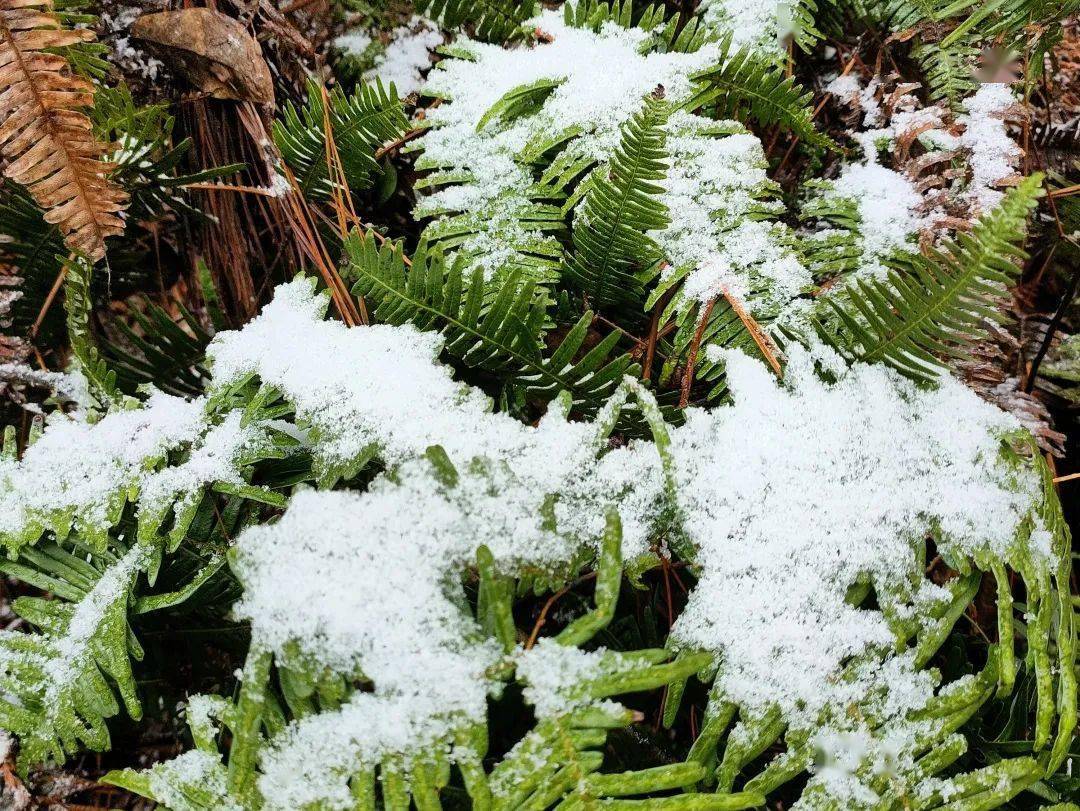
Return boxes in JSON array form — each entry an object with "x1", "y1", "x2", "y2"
[
  {"x1": 0, "y1": 0, "x2": 128, "y2": 261},
  {"x1": 132, "y1": 8, "x2": 275, "y2": 106}
]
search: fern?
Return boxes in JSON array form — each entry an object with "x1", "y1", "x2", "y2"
[
  {"x1": 0, "y1": 542, "x2": 146, "y2": 767},
  {"x1": 683, "y1": 38, "x2": 837, "y2": 150},
  {"x1": 64, "y1": 255, "x2": 121, "y2": 408},
  {"x1": 564, "y1": 94, "x2": 670, "y2": 314},
  {"x1": 109, "y1": 494, "x2": 719, "y2": 810},
  {"x1": 273, "y1": 79, "x2": 408, "y2": 200},
  {"x1": 1, "y1": 1, "x2": 1077, "y2": 808},
  {"x1": 92, "y1": 84, "x2": 242, "y2": 222},
  {"x1": 48, "y1": 0, "x2": 109, "y2": 80},
  {"x1": 418, "y1": 0, "x2": 536, "y2": 41},
  {"x1": 345, "y1": 231, "x2": 638, "y2": 409},
  {"x1": 813, "y1": 173, "x2": 1043, "y2": 383},
  {"x1": 914, "y1": 36, "x2": 980, "y2": 109},
  {"x1": 100, "y1": 295, "x2": 212, "y2": 399}
]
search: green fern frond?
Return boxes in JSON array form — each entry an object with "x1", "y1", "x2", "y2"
[
  {"x1": 799, "y1": 229, "x2": 864, "y2": 281},
  {"x1": 684, "y1": 39, "x2": 837, "y2": 150},
  {"x1": 562, "y1": 0, "x2": 669, "y2": 33},
  {"x1": 418, "y1": 0, "x2": 535, "y2": 41},
  {"x1": 564, "y1": 94, "x2": 670, "y2": 314},
  {"x1": 0, "y1": 543, "x2": 147, "y2": 768},
  {"x1": 872, "y1": 0, "x2": 939, "y2": 31},
  {"x1": 0, "y1": 182, "x2": 67, "y2": 345},
  {"x1": 657, "y1": 13, "x2": 714, "y2": 53},
  {"x1": 64, "y1": 255, "x2": 122, "y2": 409},
  {"x1": 813, "y1": 173, "x2": 1043, "y2": 383},
  {"x1": 101, "y1": 297, "x2": 211, "y2": 399},
  {"x1": 789, "y1": 0, "x2": 825, "y2": 52},
  {"x1": 105, "y1": 749, "x2": 236, "y2": 811},
  {"x1": 345, "y1": 231, "x2": 638, "y2": 409},
  {"x1": 412, "y1": 200, "x2": 567, "y2": 283},
  {"x1": 477, "y1": 77, "x2": 565, "y2": 131},
  {"x1": 49, "y1": 0, "x2": 109, "y2": 80},
  {"x1": 93, "y1": 85, "x2": 242, "y2": 222},
  {"x1": 273, "y1": 79, "x2": 407, "y2": 200},
  {"x1": 111, "y1": 504, "x2": 716, "y2": 810},
  {"x1": 913, "y1": 37, "x2": 979, "y2": 109}
]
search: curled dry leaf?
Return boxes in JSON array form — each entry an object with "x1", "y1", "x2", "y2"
[
  {"x1": 132, "y1": 8, "x2": 274, "y2": 105},
  {"x1": 0, "y1": 0, "x2": 128, "y2": 261}
]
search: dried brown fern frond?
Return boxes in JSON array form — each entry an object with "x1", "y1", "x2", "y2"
[{"x1": 0, "y1": 0, "x2": 127, "y2": 261}]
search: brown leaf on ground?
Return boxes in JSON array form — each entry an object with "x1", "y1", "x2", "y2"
[{"x1": 132, "y1": 8, "x2": 274, "y2": 105}]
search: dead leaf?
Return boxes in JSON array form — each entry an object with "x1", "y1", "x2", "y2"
[
  {"x1": 0, "y1": 0, "x2": 129, "y2": 261},
  {"x1": 132, "y1": 8, "x2": 274, "y2": 105}
]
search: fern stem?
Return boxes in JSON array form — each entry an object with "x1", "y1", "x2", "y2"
[{"x1": 226, "y1": 645, "x2": 272, "y2": 804}]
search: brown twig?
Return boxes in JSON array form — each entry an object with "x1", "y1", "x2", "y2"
[
  {"x1": 182, "y1": 182, "x2": 278, "y2": 196},
  {"x1": 28, "y1": 265, "x2": 68, "y2": 340},
  {"x1": 276, "y1": 164, "x2": 363, "y2": 326},
  {"x1": 280, "y1": 0, "x2": 323, "y2": 13},
  {"x1": 643, "y1": 284, "x2": 674, "y2": 381},
  {"x1": 679, "y1": 297, "x2": 717, "y2": 408},
  {"x1": 524, "y1": 571, "x2": 598, "y2": 649}
]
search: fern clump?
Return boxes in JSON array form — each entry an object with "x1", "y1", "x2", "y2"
[
  {"x1": 1, "y1": 0, "x2": 1078, "y2": 808},
  {"x1": 3, "y1": 276, "x2": 1068, "y2": 808},
  {"x1": 413, "y1": 6, "x2": 819, "y2": 294}
]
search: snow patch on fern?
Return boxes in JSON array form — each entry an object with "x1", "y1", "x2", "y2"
[
  {"x1": 959, "y1": 84, "x2": 1023, "y2": 210},
  {"x1": 824, "y1": 162, "x2": 928, "y2": 277},
  {"x1": 46, "y1": 543, "x2": 145, "y2": 703},
  {"x1": 415, "y1": 10, "x2": 721, "y2": 274},
  {"x1": 0, "y1": 391, "x2": 266, "y2": 550},
  {"x1": 0, "y1": 394, "x2": 201, "y2": 542},
  {"x1": 653, "y1": 112, "x2": 809, "y2": 314},
  {"x1": 668, "y1": 347, "x2": 1037, "y2": 722},
  {"x1": 214, "y1": 280, "x2": 1054, "y2": 806},
  {"x1": 337, "y1": 17, "x2": 444, "y2": 97},
  {"x1": 144, "y1": 749, "x2": 239, "y2": 811},
  {"x1": 516, "y1": 639, "x2": 635, "y2": 717},
  {"x1": 700, "y1": 0, "x2": 793, "y2": 55}
]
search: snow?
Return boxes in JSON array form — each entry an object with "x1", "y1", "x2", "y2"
[
  {"x1": 700, "y1": 0, "x2": 794, "y2": 55},
  {"x1": 825, "y1": 72, "x2": 861, "y2": 98},
  {"x1": 206, "y1": 278, "x2": 656, "y2": 556},
  {"x1": 101, "y1": 7, "x2": 166, "y2": 82},
  {"x1": 667, "y1": 347, "x2": 1037, "y2": 726},
  {"x1": 3, "y1": 266, "x2": 1058, "y2": 807},
  {"x1": 515, "y1": 639, "x2": 627, "y2": 717},
  {"x1": 374, "y1": 18, "x2": 444, "y2": 97},
  {"x1": 652, "y1": 113, "x2": 810, "y2": 315},
  {"x1": 959, "y1": 84, "x2": 1023, "y2": 209},
  {"x1": 139, "y1": 411, "x2": 266, "y2": 516},
  {"x1": 39, "y1": 545, "x2": 147, "y2": 718},
  {"x1": 337, "y1": 17, "x2": 444, "y2": 97},
  {"x1": 825, "y1": 162, "x2": 928, "y2": 276},
  {"x1": 145, "y1": 749, "x2": 239, "y2": 811},
  {"x1": 217, "y1": 280, "x2": 1052, "y2": 807},
  {"x1": 0, "y1": 392, "x2": 207, "y2": 541},
  {"x1": 334, "y1": 30, "x2": 372, "y2": 56},
  {"x1": 416, "y1": 9, "x2": 723, "y2": 275},
  {"x1": 0, "y1": 391, "x2": 263, "y2": 546},
  {"x1": 0, "y1": 362, "x2": 91, "y2": 416}
]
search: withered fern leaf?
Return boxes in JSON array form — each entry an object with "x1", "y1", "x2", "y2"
[{"x1": 0, "y1": 0, "x2": 127, "y2": 261}]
